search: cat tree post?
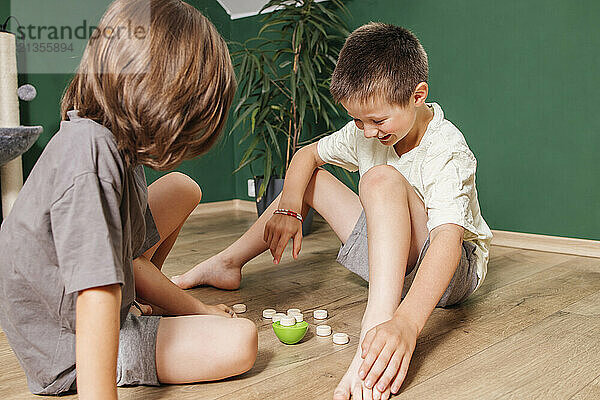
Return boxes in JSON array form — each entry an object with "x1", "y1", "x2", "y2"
[{"x1": 0, "y1": 31, "x2": 22, "y2": 218}]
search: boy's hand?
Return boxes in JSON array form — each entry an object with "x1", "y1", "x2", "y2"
[
  {"x1": 358, "y1": 314, "x2": 419, "y2": 395},
  {"x1": 263, "y1": 213, "x2": 303, "y2": 264}
]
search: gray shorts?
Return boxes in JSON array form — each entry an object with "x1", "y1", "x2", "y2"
[
  {"x1": 116, "y1": 313, "x2": 161, "y2": 386},
  {"x1": 68, "y1": 313, "x2": 161, "y2": 392},
  {"x1": 337, "y1": 211, "x2": 479, "y2": 307}
]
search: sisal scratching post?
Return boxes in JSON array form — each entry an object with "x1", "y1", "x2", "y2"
[{"x1": 0, "y1": 31, "x2": 23, "y2": 218}]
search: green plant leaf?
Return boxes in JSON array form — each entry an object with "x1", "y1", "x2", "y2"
[
  {"x1": 303, "y1": 57, "x2": 318, "y2": 88},
  {"x1": 298, "y1": 90, "x2": 307, "y2": 136},
  {"x1": 229, "y1": 103, "x2": 259, "y2": 136},
  {"x1": 295, "y1": 22, "x2": 304, "y2": 50},
  {"x1": 258, "y1": 144, "x2": 273, "y2": 198},
  {"x1": 315, "y1": 3, "x2": 347, "y2": 28},
  {"x1": 330, "y1": 0, "x2": 352, "y2": 18},
  {"x1": 250, "y1": 54, "x2": 262, "y2": 74},
  {"x1": 307, "y1": 19, "x2": 327, "y2": 36},
  {"x1": 265, "y1": 122, "x2": 283, "y2": 161},
  {"x1": 233, "y1": 153, "x2": 261, "y2": 174},
  {"x1": 321, "y1": 94, "x2": 340, "y2": 116},
  {"x1": 251, "y1": 107, "x2": 259, "y2": 133},
  {"x1": 308, "y1": 28, "x2": 321, "y2": 51},
  {"x1": 233, "y1": 93, "x2": 249, "y2": 116},
  {"x1": 258, "y1": 19, "x2": 286, "y2": 37},
  {"x1": 231, "y1": 0, "x2": 351, "y2": 178},
  {"x1": 236, "y1": 135, "x2": 261, "y2": 173},
  {"x1": 313, "y1": 55, "x2": 324, "y2": 73}
]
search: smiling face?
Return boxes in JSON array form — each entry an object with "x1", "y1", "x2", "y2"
[
  {"x1": 340, "y1": 82, "x2": 431, "y2": 152},
  {"x1": 341, "y1": 97, "x2": 418, "y2": 146}
]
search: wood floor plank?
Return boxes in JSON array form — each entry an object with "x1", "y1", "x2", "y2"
[
  {"x1": 0, "y1": 332, "x2": 34, "y2": 398},
  {"x1": 398, "y1": 311, "x2": 600, "y2": 399},
  {"x1": 475, "y1": 248, "x2": 576, "y2": 297},
  {"x1": 571, "y1": 374, "x2": 600, "y2": 400},
  {"x1": 562, "y1": 290, "x2": 600, "y2": 316},
  {"x1": 214, "y1": 345, "x2": 358, "y2": 400},
  {"x1": 392, "y1": 258, "x2": 600, "y2": 393}
]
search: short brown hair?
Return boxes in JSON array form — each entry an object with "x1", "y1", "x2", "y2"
[
  {"x1": 330, "y1": 22, "x2": 428, "y2": 106},
  {"x1": 61, "y1": 0, "x2": 236, "y2": 170}
]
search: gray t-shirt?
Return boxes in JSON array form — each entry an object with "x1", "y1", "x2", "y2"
[{"x1": 0, "y1": 110, "x2": 160, "y2": 394}]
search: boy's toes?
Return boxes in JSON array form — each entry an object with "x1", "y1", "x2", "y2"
[
  {"x1": 333, "y1": 381, "x2": 351, "y2": 400},
  {"x1": 170, "y1": 275, "x2": 190, "y2": 289}
]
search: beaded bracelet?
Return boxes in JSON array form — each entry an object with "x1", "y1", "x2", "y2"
[{"x1": 274, "y1": 208, "x2": 303, "y2": 223}]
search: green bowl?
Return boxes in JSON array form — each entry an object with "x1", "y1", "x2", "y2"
[{"x1": 272, "y1": 321, "x2": 309, "y2": 345}]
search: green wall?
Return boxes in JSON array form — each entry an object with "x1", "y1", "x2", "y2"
[
  {"x1": 2, "y1": 1, "x2": 598, "y2": 240},
  {"x1": 228, "y1": 0, "x2": 600, "y2": 241},
  {"x1": 337, "y1": 0, "x2": 600, "y2": 240}
]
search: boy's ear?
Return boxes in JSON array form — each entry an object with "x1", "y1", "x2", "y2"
[{"x1": 413, "y1": 82, "x2": 429, "y2": 106}]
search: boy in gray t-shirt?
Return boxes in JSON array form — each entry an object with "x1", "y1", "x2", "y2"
[
  {"x1": 0, "y1": 111, "x2": 160, "y2": 393},
  {"x1": 0, "y1": 0, "x2": 257, "y2": 397}
]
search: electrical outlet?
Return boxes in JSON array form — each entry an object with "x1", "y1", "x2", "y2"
[{"x1": 247, "y1": 178, "x2": 256, "y2": 197}]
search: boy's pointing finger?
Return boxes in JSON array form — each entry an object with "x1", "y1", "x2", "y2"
[
  {"x1": 292, "y1": 231, "x2": 302, "y2": 259},
  {"x1": 274, "y1": 235, "x2": 289, "y2": 264}
]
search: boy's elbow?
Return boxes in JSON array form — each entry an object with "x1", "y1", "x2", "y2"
[{"x1": 430, "y1": 223, "x2": 464, "y2": 244}]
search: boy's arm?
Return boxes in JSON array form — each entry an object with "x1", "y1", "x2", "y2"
[
  {"x1": 359, "y1": 223, "x2": 464, "y2": 394},
  {"x1": 265, "y1": 142, "x2": 325, "y2": 263},
  {"x1": 133, "y1": 255, "x2": 234, "y2": 317},
  {"x1": 394, "y1": 223, "x2": 464, "y2": 332},
  {"x1": 76, "y1": 284, "x2": 122, "y2": 400},
  {"x1": 279, "y1": 142, "x2": 325, "y2": 211}
]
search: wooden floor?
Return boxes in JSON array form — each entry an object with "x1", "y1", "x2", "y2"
[{"x1": 1, "y1": 209, "x2": 600, "y2": 399}]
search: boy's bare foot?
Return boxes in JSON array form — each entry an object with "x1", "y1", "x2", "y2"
[
  {"x1": 170, "y1": 254, "x2": 242, "y2": 290},
  {"x1": 334, "y1": 350, "x2": 391, "y2": 400},
  {"x1": 334, "y1": 350, "x2": 368, "y2": 400}
]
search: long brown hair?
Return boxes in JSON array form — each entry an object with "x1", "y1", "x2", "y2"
[{"x1": 61, "y1": 0, "x2": 236, "y2": 170}]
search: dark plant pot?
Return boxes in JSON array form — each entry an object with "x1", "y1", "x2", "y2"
[{"x1": 254, "y1": 177, "x2": 314, "y2": 236}]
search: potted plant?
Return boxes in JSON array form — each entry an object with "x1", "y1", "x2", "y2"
[{"x1": 228, "y1": 0, "x2": 351, "y2": 234}]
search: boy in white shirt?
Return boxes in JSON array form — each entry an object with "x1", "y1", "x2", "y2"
[{"x1": 173, "y1": 23, "x2": 492, "y2": 399}]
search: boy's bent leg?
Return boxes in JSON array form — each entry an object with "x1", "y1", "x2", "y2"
[
  {"x1": 172, "y1": 168, "x2": 362, "y2": 290},
  {"x1": 143, "y1": 172, "x2": 202, "y2": 267},
  {"x1": 133, "y1": 173, "x2": 234, "y2": 316},
  {"x1": 334, "y1": 165, "x2": 428, "y2": 400},
  {"x1": 155, "y1": 315, "x2": 258, "y2": 383},
  {"x1": 360, "y1": 166, "x2": 428, "y2": 314},
  {"x1": 303, "y1": 168, "x2": 363, "y2": 244}
]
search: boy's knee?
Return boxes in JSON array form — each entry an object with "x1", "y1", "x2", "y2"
[
  {"x1": 359, "y1": 165, "x2": 406, "y2": 196},
  {"x1": 235, "y1": 318, "x2": 258, "y2": 373},
  {"x1": 166, "y1": 172, "x2": 202, "y2": 207}
]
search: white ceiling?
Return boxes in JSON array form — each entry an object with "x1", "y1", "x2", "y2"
[{"x1": 215, "y1": 0, "x2": 327, "y2": 20}]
